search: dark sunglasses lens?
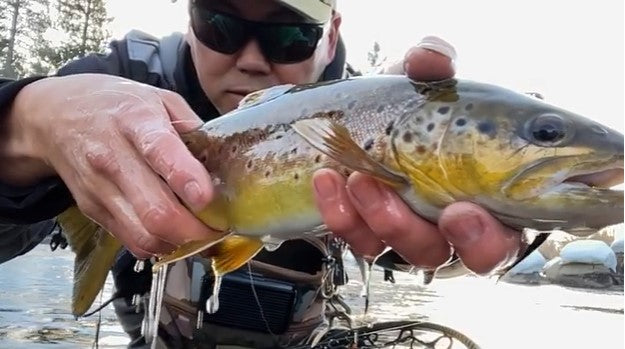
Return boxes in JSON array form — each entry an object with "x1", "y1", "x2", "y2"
[
  {"x1": 260, "y1": 26, "x2": 322, "y2": 63},
  {"x1": 191, "y1": 8, "x2": 248, "y2": 54}
]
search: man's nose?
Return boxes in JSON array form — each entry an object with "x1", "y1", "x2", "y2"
[{"x1": 236, "y1": 39, "x2": 271, "y2": 75}]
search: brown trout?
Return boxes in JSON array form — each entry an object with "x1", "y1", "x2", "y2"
[{"x1": 58, "y1": 75, "x2": 623, "y2": 317}]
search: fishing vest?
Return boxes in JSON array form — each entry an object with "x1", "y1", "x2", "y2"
[{"x1": 112, "y1": 30, "x2": 355, "y2": 349}]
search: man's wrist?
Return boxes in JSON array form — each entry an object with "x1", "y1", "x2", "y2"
[{"x1": 0, "y1": 77, "x2": 56, "y2": 186}]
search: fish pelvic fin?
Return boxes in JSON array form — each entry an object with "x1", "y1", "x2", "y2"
[
  {"x1": 291, "y1": 118, "x2": 407, "y2": 188},
  {"x1": 210, "y1": 236, "x2": 265, "y2": 276},
  {"x1": 56, "y1": 206, "x2": 122, "y2": 318}
]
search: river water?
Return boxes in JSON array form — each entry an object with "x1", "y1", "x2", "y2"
[{"x1": 0, "y1": 245, "x2": 623, "y2": 349}]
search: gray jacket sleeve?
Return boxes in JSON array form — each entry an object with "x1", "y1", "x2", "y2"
[{"x1": 0, "y1": 219, "x2": 56, "y2": 264}]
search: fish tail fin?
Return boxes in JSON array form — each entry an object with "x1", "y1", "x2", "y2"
[{"x1": 57, "y1": 206, "x2": 122, "y2": 318}]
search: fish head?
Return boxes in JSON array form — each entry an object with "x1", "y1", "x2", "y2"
[{"x1": 390, "y1": 78, "x2": 623, "y2": 231}]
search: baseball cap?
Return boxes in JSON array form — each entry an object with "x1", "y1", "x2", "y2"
[{"x1": 276, "y1": 0, "x2": 336, "y2": 23}]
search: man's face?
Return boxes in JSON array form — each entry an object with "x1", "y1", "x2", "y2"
[{"x1": 187, "y1": 0, "x2": 342, "y2": 114}]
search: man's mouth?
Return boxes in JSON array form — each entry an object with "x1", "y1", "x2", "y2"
[{"x1": 226, "y1": 89, "x2": 253, "y2": 97}]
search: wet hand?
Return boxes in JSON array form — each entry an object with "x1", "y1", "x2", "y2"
[
  {"x1": 10, "y1": 74, "x2": 220, "y2": 259},
  {"x1": 313, "y1": 37, "x2": 523, "y2": 276}
]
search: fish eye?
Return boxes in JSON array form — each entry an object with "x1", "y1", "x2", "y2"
[{"x1": 527, "y1": 114, "x2": 571, "y2": 146}]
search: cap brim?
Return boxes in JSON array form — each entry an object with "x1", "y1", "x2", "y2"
[{"x1": 276, "y1": 0, "x2": 334, "y2": 23}]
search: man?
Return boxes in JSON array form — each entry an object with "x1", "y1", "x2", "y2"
[{"x1": 0, "y1": 0, "x2": 523, "y2": 347}]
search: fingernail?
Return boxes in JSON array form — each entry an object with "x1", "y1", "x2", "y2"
[
  {"x1": 417, "y1": 36, "x2": 457, "y2": 61},
  {"x1": 184, "y1": 181, "x2": 202, "y2": 206},
  {"x1": 348, "y1": 178, "x2": 384, "y2": 210},
  {"x1": 443, "y1": 214, "x2": 483, "y2": 247},
  {"x1": 314, "y1": 174, "x2": 337, "y2": 200}
]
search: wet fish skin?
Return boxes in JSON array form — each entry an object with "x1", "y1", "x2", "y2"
[
  {"x1": 57, "y1": 75, "x2": 623, "y2": 317},
  {"x1": 182, "y1": 75, "x2": 623, "y2": 240}
]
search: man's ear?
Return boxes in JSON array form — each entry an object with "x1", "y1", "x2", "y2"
[{"x1": 324, "y1": 12, "x2": 342, "y2": 64}]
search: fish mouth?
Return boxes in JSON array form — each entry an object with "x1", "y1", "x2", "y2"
[
  {"x1": 504, "y1": 154, "x2": 623, "y2": 199},
  {"x1": 563, "y1": 167, "x2": 624, "y2": 190}
]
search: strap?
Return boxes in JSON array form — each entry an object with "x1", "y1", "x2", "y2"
[
  {"x1": 158, "y1": 32, "x2": 185, "y2": 90},
  {"x1": 124, "y1": 29, "x2": 184, "y2": 90}
]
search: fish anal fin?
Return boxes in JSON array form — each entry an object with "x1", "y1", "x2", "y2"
[
  {"x1": 152, "y1": 231, "x2": 232, "y2": 270},
  {"x1": 291, "y1": 118, "x2": 407, "y2": 188},
  {"x1": 210, "y1": 236, "x2": 264, "y2": 276},
  {"x1": 57, "y1": 206, "x2": 123, "y2": 317}
]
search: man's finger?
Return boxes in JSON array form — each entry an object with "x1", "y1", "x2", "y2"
[
  {"x1": 75, "y1": 175, "x2": 176, "y2": 258},
  {"x1": 403, "y1": 36, "x2": 456, "y2": 81},
  {"x1": 346, "y1": 173, "x2": 452, "y2": 268},
  {"x1": 312, "y1": 169, "x2": 386, "y2": 257},
  {"x1": 85, "y1": 140, "x2": 221, "y2": 246},
  {"x1": 156, "y1": 89, "x2": 204, "y2": 133},
  {"x1": 439, "y1": 202, "x2": 522, "y2": 275},
  {"x1": 117, "y1": 110, "x2": 213, "y2": 212}
]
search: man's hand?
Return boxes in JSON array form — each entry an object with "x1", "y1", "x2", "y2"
[
  {"x1": 313, "y1": 37, "x2": 522, "y2": 276},
  {"x1": 1, "y1": 74, "x2": 220, "y2": 259}
]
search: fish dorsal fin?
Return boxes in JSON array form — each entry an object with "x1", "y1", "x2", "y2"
[
  {"x1": 291, "y1": 118, "x2": 407, "y2": 188},
  {"x1": 56, "y1": 206, "x2": 123, "y2": 317},
  {"x1": 211, "y1": 236, "x2": 265, "y2": 275},
  {"x1": 237, "y1": 84, "x2": 295, "y2": 110}
]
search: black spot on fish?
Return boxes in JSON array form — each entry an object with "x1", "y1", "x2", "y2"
[
  {"x1": 416, "y1": 145, "x2": 427, "y2": 154},
  {"x1": 455, "y1": 118, "x2": 467, "y2": 127},
  {"x1": 385, "y1": 121, "x2": 394, "y2": 136},
  {"x1": 465, "y1": 103, "x2": 474, "y2": 111},
  {"x1": 231, "y1": 145, "x2": 238, "y2": 153},
  {"x1": 478, "y1": 121, "x2": 495, "y2": 135},
  {"x1": 314, "y1": 154, "x2": 322, "y2": 163},
  {"x1": 402, "y1": 131, "x2": 413, "y2": 143},
  {"x1": 291, "y1": 148, "x2": 298, "y2": 154},
  {"x1": 246, "y1": 160, "x2": 253, "y2": 169},
  {"x1": 437, "y1": 106, "x2": 450, "y2": 114},
  {"x1": 427, "y1": 123, "x2": 435, "y2": 132},
  {"x1": 294, "y1": 173, "x2": 299, "y2": 180},
  {"x1": 348, "y1": 100, "x2": 357, "y2": 110},
  {"x1": 276, "y1": 135, "x2": 283, "y2": 140},
  {"x1": 265, "y1": 170, "x2": 271, "y2": 177},
  {"x1": 377, "y1": 105, "x2": 385, "y2": 113},
  {"x1": 415, "y1": 116, "x2": 423, "y2": 124},
  {"x1": 364, "y1": 138, "x2": 374, "y2": 151}
]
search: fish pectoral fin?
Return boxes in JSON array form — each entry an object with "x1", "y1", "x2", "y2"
[
  {"x1": 152, "y1": 231, "x2": 232, "y2": 271},
  {"x1": 56, "y1": 206, "x2": 123, "y2": 318},
  {"x1": 211, "y1": 236, "x2": 265, "y2": 276},
  {"x1": 291, "y1": 118, "x2": 407, "y2": 188}
]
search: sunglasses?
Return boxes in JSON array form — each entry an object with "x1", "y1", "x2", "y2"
[{"x1": 190, "y1": 5, "x2": 325, "y2": 64}]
